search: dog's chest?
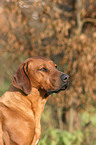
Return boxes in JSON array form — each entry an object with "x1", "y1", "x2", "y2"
[{"x1": 3, "y1": 109, "x2": 35, "y2": 145}]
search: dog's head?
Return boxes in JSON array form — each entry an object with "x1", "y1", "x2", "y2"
[{"x1": 12, "y1": 57, "x2": 69, "y2": 96}]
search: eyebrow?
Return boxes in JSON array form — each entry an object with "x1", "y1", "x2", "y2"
[{"x1": 38, "y1": 64, "x2": 46, "y2": 68}]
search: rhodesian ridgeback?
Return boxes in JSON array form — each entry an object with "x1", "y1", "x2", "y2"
[{"x1": 0, "y1": 57, "x2": 69, "y2": 145}]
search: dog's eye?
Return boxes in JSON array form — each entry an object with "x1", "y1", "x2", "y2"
[
  {"x1": 39, "y1": 67, "x2": 47, "y2": 72},
  {"x1": 55, "y1": 65, "x2": 58, "y2": 69}
]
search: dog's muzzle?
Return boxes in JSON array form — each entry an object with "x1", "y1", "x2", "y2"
[{"x1": 45, "y1": 74, "x2": 69, "y2": 97}]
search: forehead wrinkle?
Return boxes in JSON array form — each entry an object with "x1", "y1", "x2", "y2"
[
  {"x1": 36, "y1": 59, "x2": 55, "y2": 68},
  {"x1": 48, "y1": 60, "x2": 55, "y2": 66},
  {"x1": 38, "y1": 64, "x2": 46, "y2": 69},
  {"x1": 25, "y1": 57, "x2": 55, "y2": 71}
]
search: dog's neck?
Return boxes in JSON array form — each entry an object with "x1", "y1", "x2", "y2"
[
  {"x1": 26, "y1": 87, "x2": 49, "y2": 140},
  {"x1": 7, "y1": 85, "x2": 48, "y2": 120},
  {"x1": 27, "y1": 87, "x2": 48, "y2": 120}
]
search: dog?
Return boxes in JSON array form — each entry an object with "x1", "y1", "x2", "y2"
[{"x1": 0, "y1": 56, "x2": 69, "y2": 145}]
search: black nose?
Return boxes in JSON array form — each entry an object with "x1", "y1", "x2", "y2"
[{"x1": 60, "y1": 74, "x2": 69, "y2": 82}]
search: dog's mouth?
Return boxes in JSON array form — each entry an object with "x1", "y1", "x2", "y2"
[{"x1": 45, "y1": 83, "x2": 68, "y2": 97}]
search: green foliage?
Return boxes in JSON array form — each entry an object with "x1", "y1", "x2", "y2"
[
  {"x1": 81, "y1": 110, "x2": 96, "y2": 127},
  {"x1": 0, "y1": 79, "x2": 10, "y2": 97},
  {"x1": 39, "y1": 105, "x2": 96, "y2": 145},
  {"x1": 39, "y1": 128, "x2": 83, "y2": 145}
]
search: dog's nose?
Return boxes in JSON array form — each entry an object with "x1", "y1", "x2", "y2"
[{"x1": 60, "y1": 74, "x2": 69, "y2": 82}]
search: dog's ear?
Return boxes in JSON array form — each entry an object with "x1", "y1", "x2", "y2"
[{"x1": 12, "y1": 62, "x2": 31, "y2": 95}]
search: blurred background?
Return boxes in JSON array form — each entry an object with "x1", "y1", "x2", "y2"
[{"x1": 0, "y1": 0, "x2": 96, "y2": 144}]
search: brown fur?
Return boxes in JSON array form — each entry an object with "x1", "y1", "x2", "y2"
[{"x1": 0, "y1": 57, "x2": 69, "y2": 145}]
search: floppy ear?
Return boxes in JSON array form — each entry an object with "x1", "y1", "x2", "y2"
[{"x1": 12, "y1": 62, "x2": 31, "y2": 95}]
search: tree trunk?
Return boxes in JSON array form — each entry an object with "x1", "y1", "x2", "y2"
[
  {"x1": 77, "y1": 0, "x2": 82, "y2": 34},
  {"x1": 68, "y1": 106, "x2": 75, "y2": 133},
  {"x1": 57, "y1": 107, "x2": 64, "y2": 130}
]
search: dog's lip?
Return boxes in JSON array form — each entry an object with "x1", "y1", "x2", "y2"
[
  {"x1": 61, "y1": 83, "x2": 68, "y2": 90},
  {"x1": 46, "y1": 83, "x2": 68, "y2": 95}
]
